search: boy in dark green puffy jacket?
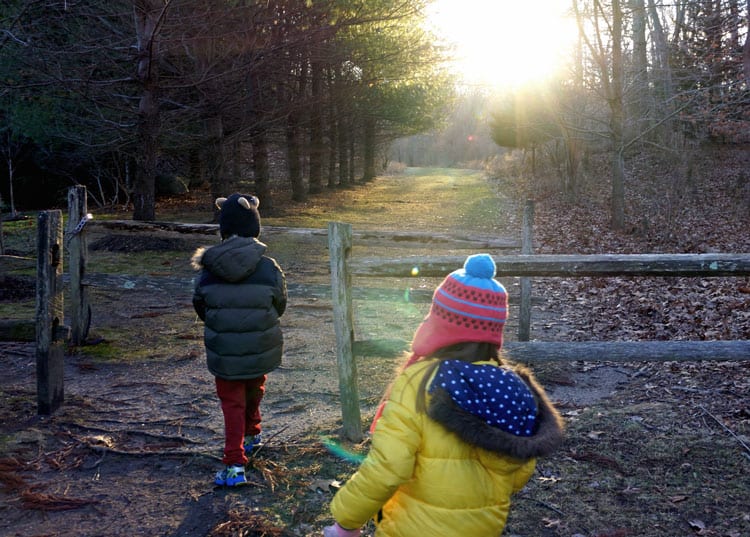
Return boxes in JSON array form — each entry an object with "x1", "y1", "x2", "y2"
[{"x1": 192, "y1": 193, "x2": 287, "y2": 486}]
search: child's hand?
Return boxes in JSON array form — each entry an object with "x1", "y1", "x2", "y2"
[{"x1": 323, "y1": 522, "x2": 361, "y2": 537}]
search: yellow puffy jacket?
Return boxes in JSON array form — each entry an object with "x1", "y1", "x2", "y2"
[{"x1": 330, "y1": 359, "x2": 564, "y2": 537}]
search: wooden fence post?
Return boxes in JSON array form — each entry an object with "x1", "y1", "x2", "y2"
[
  {"x1": 36, "y1": 210, "x2": 65, "y2": 415},
  {"x1": 67, "y1": 186, "x2": 90, "y2": 346},
  {"x1": 518, "y1": 200, "x2": 534, "y2": 341},
  {"x1": 328, "y1": 221, "x2": 362, "y2": 442}
]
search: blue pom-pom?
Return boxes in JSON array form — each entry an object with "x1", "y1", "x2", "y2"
[{"x1": 463, "y1": 254, "x2": 496, "y2": 279}]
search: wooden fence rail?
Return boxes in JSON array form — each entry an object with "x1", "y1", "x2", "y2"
[
  {"x1": 329, "y1": 221, "x2": 750, "y2": 440},
  {"x1": 351, "y1": 253, "x2": 750, "y2": 278},
  {"x1": 8, "y1": 189, "x2": 749, "y2": 427},
  {"x1": 503, "y1": 340, "x2": 750, "y2": 362},
  {"x1": 85, "y1": 219, "x2": 519, "y2": 249}
]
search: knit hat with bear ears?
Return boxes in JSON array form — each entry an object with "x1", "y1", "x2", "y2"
[
  {"x1": 216, "y1": 193, "x2": 260, "y2": 240},
  {"x1": 411, "y1": 253, "x2": 508, "y2": 357}
]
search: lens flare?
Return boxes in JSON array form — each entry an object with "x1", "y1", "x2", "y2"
[{"x1": 320, "y1": 436, "x2": 366, "y2": 464}]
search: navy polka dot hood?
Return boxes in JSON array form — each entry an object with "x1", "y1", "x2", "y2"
[
  {"x1": 427, "y1": 360, "x2": 564, "y2": 459},
  {"x1": 430, "y1": 360, "x2": 538, "y2": 436}
]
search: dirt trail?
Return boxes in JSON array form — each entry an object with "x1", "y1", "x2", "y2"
[
  {"x1": 1, "y1": 168, "x2": 748, "y2": 537},
  {"x1": 1, "y1": 169, "x2": 521, "y2": 537}
]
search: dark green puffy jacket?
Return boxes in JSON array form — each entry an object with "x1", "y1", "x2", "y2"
[{"x1": 192, "y1": 236, "x2": 287, "y2": 380}]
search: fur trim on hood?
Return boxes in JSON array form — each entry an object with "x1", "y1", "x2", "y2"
[
  {"x1": 427, "y1": 364, "x2": 565, "y2": 460},
  {"x1": 191, "y1": 246, "x2": 208, "y2": 271}
]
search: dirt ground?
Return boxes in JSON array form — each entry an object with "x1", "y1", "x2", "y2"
[{"x1": 1, "y1": 167, "x2": 749, "y2": 537}]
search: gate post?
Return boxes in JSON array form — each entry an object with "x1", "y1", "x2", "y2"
[
  {"x1": 67, "y1": 185, "x2": 91, "y2": 345},
  {"x1": 36, "y1": 210, "x2": 65, "y2": 415},
  {"x1": 518, "y1": 200, "x2": 534, "y2": 341},
  {"x1": 328, "y1": 221, "x2": 362, "y2": 442}
]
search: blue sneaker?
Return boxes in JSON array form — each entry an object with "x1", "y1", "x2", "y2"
[
  {"x1": 215, "y1": 465, "x2": 246, "y2": 487},
  {"x1": 244, "y1": 434, "x2": 263, "y2": 454}
]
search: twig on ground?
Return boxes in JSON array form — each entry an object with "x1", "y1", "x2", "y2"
[
  {"x1": 519, "y1": 496, "x2": 565, "y2": 517},
  {"x1": 249, "y1": 424, "x2": 290, "y2": 458},
  {"x1": 699, "y1": 405, "x2": 750, "y2": 457},
  {"x1": 79, "y1": 437, "x2": 222, "y2": 462},
  {"x1": 58, "y1": 423, "x2": 203, "y2": 444},
  {"x1": 20, "y1": 490, "x2": 98, "y2": 511}
]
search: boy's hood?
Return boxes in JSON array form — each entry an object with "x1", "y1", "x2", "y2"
[{"x1": 191, "y1": 236, "x2": 267, "y2": 283}]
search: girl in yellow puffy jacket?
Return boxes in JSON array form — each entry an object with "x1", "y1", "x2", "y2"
[{"x1": 324, "y1": 254, "x2": 565, "y2": 537}]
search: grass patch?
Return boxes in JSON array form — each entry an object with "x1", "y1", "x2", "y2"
[
  {"x1": 1, "y1": 219, "x2": 38, "y2": 322},
  {"x1": 72, "y1": 338, "x2": 125, "y2": 362},
  {"x1": 0, "y1": 298, "x2": 35, "y2": 321},
  {"x1": 1, "y1": 217, "x2": 37, "y2": 256},
  {"x1": 353, "y1": 338, "x2": 408, "y2": 358},
  {"x1": 86, "y1": 248, "x2": 195, "y2": 275},
  {"x1": 75, "y1": 337, "x2": 192, "y2": 363},
  {"x1": 263, "y1": 168, "x2": 506, "y2": 233}
]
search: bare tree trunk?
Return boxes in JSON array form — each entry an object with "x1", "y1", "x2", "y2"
[
  {"x1": 576, "y1": 0, "x2": 627, "y2": 229},
  {"x1": 671, "y1": 0, "x2": 687, "y2": 43},
  {"x1": 648, "y1": 0, "x2": 674, "y2": 131},
  {"x1": 362, "y1": 115, "x2": 376, "y2": 182},
  {"x1": 348, "y1": 127, "x2": 355, "y2": 184},
  {"x1": 188, "y1": 147, "x2": 206, "y2": 188},
  {"x1": 309, "y1": 60, "x2": 324, "y2": 194},
  {"x1": 338, "y1": 116, "x2": 349, "y2": 187},
  {"x1": 562, "y1": 128, "x2": 580, "y2": 199},
  {"x1": 0, "y1": 192, "x2": 4, "y2": 255},
  {"x1": 744, "y1": 0, "x2": 750, "y2": 85},
  {"x1": 327, "y1": 118, "x2": 337, "y2": 188},
  {"x1": 611, "y1": 0, "x2": 626, "y2": 230},
  {"x1": 132, "y1": 0, "x2": 166, "y2": 221},
  {"x1": 286, "y1": 59, "x2": 307, "y2": 202},
  {"x1": 133, "y1": 89, "x2": 158, "y2": 221},
  {"x1": 251, "y1": 131, "x2": 272, "y2": 212},
  {"x1": 230, "y1": 138, "x2": 240, "y2": 187},
  {"x1": 630, "y1": 0, "x2": 649, "y2": 138},
  {"x1": 5, "y1": 147, "x2": 17, "y2": 218},
  {"x1": 287, "y1": 115, "x2": 305, "y2": 201},
  {"x1": 206, "y1": 115, "x2": 226, "y2": 202},
  {"x1": 326, "y1": 68, "x2": 337, "y2": 189}
]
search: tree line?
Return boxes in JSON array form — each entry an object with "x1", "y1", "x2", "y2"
[
  {"x1": 1, "y1": 1, "x2": 748, "y2": 231},
  {"x1": 487, "y1": 0, "x2": 748, "y2": 229},
  {"x1": 0, "y1": 0, "x2": 453, "y2": 219}
]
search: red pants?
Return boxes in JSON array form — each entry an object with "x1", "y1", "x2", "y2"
[{"x1": 215, "y1": 375, "x2": 266, "y2": 465}]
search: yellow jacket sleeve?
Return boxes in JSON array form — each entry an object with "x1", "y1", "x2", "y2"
[
  {"x1": 512, "y1": 458, "x2": 537, "y2": 493},
  {"x1": 330, "y1": 374, "x2": 422, "y2": 529}
]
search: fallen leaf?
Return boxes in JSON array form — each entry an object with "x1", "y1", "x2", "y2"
[{"x1": 307, "y1": 479, "x2": 340, "y2": 494}]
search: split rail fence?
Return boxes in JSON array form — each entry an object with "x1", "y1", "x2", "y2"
[
  {"x1": 328, "y1": 221, "x2": 750, "y2": 440},
  {"x1": 6, "y1": 187, "x2": 750, "y2": 430}
]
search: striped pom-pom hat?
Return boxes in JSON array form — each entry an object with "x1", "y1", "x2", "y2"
[{"x1": 411, "y1": 253, "x2": 508, "y2": 357}]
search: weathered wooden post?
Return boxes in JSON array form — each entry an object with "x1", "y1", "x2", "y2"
[
  {"x1": 36, "y1": 210, "x2": 65, "y2": 415},
  {"x1": 67, "y1": 186, "x2": 91, "y2": 346},
  {"x1": 518, "y1": 200, "x2": 534, "y2": 341},
  {"x1": 328, "y1": 221, "x2": 362, "y2": 442}
]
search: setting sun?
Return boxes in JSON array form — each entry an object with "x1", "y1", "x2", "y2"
[{"x1": 427, "y1": 0, "x2": 578, "y2": 88}]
